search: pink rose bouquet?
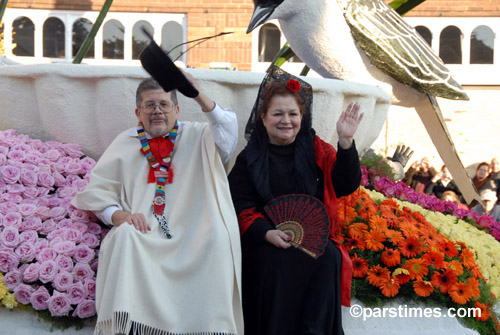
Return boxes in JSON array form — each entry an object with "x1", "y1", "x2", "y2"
[{"x1": 0, "y1": 130, "x2": 108, "y2": 321}]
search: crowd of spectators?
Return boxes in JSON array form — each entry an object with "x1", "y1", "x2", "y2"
[{"x1": 403, "y1": 157, "x2": 500, "y2": 221}]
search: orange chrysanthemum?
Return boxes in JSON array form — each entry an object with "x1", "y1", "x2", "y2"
[
  {"x1": 440, "y1": 240, "x2": 459, "y2": 258},
  {"x1": 422, "y1": 251, "x2": 445, "y2": 269},
  {"x1": 381, "y1": 248, "x2": 401, "y2": 267},
  {"x1": 338, "y1": 205, "x2": 357, "y2": 224},
  {"x1": 404, "y1": 258, "x2": 429, "y2": 280},
  {"x1": 385, "y1": 229, "x2": 404, "y2": 246},
  {"x1": 413, "y1": 280, "x2": 434, "y2": 297},
  {"x1": 420, "y1": 230, "x2": 441, "y2": 246},
  {"x1": 358, "y1": 201, "x2": 378, "y2": 221},
  {"x1": 460, "y1": 248, "x2": 476, "y2": 269},
  {"x1": 399, "y1": 236, "x2": 423, "y2": 258},
  {"x1": 367, "y1": 265, "x2": 391, "y2": 287},
  {"x1": 347, "y1": 222, "x2": 368, "y2": 239},
  {"x1": 448, "y1": 260, "x2": 464, "y2": 276},
  {"x1": 449, "y1": 282, "x2": 473, "y2": 305},
  {"x1": 369, "y1": 215, "x2": 388, "y2": 231},
  {"x1": 380, "y1": 198, "x2": 399, "y2": 209},
  {"x1": 379, "y1": 277, "x2": 400, "y2": 297},
  {"x1": 431, "y1": 269, "x2": 458, "y2": 294},
  {"x1": 468, "y1": 277, "x2": 481, "y2": 298},
  {"x1": 351, "y1": 254, "x2": 369, "y2": 278},
  {"x1": 365, "y1": 230, "x2": 386, "y2": 251},
  {"x1": 344, "y1": 237, "x2": 366, "y2": 251},
  {"x1": 474, "y1": 301, "x2": 490, "y2": 321},
  {"x1": 469, "y1": 265, "x2": 485, "y2": 280}
]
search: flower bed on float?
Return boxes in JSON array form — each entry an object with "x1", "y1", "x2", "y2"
[
  {"x1": 0, "y1": 129, "x2": 106, "y2": 328},
  {"x1": 0, "y1": 130, "x2": 498, "y2": 334}
]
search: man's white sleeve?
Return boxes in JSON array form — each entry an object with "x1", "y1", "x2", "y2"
[
  {"x1": 94, "y1": 204, "x2": 123, "y2": 226},
  {"x1": 204, "y1": 103, "x2": 238, "y2": 164}
]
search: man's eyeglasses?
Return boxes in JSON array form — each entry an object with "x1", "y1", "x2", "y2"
[{"x1": 140, "y1": 101, "x2": 176, "y2": 115}]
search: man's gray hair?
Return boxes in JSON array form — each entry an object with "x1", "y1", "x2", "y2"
[{"x1": 136, "y1": 78, "x2": 178, "y2": 107}]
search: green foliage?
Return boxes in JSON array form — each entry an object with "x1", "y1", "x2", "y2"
[{"x1": 360, "y1": 150, "x2": 396, "y2": 181}]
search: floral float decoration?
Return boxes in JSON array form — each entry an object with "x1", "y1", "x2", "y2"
[{"x1": 0, "y1": 129, "x2": 107, "y2": 328}]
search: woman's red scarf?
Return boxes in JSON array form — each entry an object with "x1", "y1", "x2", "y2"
[{"x1": 313, "y1": 136, "x2": 353, "y2": 307}]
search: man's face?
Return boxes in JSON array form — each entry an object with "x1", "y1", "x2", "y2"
[
  {"x1": 135, "y1": 89, "x2": 179, "y2": 138},
  {"x1": 491, "y1": 158, "x2": 500, "y2": 173}
]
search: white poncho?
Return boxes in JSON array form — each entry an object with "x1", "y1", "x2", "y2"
[{"x1": 72, "y1": 122, "x2": 243, "y2": 335}]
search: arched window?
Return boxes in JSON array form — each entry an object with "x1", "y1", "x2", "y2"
[
  {"x1": 12, "y1": 16, "x2": 35, "y2": 56},
  {"x1": 162, "y1": 21, "x2": 184, "y2": 63},
  {"x1": 43, "y1": 17, "x2": 65, "y2": 58},
  {"x1": 103, "y1": 20, "x2": 124, "y2": 59},
  {"x1": 415, "y1": 26, "x2": 432, "y2": 47},
  {"x1": 439, "y1": 26, "x2": 462, "y2": 64},
  {"x1": 132, "y1": 21, "x2": 153, "y2": 60},
  {"x1": 73, "y1": 18, "x2": 94, "y2": 58},
  {"x1": 258, "y1": 23, "x2": 280, "y2": 62},
  {"x1": 470, "y1": 25, "x2": 494, "y2": 64}
]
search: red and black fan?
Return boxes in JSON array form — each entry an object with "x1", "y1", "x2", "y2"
[{"x1": 264, "y1": 194, "x2": 330, "y2": 259}]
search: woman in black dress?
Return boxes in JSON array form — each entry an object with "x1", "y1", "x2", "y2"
[{"x1": 228, "y1": 66, "x2": 363, "y2": 335}]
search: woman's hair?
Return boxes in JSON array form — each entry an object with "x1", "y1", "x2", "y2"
[
  {"x1": 441, "y1": 190, "x2": 460, "y2": 204},
  {"x1": 259, "y1": 82, "x2": 305, "y2": 118}
]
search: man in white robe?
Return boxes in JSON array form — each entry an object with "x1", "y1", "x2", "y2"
[{"x1": 72, "y1": 75, "x2": 243, "y2": 335}]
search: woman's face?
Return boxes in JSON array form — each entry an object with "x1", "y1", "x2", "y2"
[
  {"x1": 476, "y1": 165, "x2": 489, "y2": 179},
  {"x1": 261, "y1": 95, "x2": 302, "y2": 146}
]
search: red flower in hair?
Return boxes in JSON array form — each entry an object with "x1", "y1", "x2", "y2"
[{"x1": 286, "y1": 79, "x2": 300, "y2": 92}]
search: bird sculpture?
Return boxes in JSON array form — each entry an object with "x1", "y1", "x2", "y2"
[{"x1": 247, "y1": 0, "x2": 479, "y2": 203}]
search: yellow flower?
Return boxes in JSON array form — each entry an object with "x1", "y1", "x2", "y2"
[
  {"x1": 0, "y1": 285, "x2": 7, "y2": 300},
  {"x1": 2, "y1": 293, "x2": 17, "y2": 309}
]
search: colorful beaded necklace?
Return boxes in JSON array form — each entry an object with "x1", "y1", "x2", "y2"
[{"x1": 137, "y1": 121, "x2": 179, "y2": 238}]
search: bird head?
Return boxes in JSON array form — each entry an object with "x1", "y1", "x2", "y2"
[{"x1": 247, "y1": 0, "x2": 285, "y2": 33}]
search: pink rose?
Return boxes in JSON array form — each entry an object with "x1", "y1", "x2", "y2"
[
  {"x1": 19, "y1": 203, "x2": 38, "y2": 217},
  {"x1": 1, "y1": 226, "x2": 20, "y2": 248},
  {"x1": 30, "y1": 286, "x2": 50, "y2": 310},
  {"x1": 2, "y1": 193, "x2": 22, "y2": 203},
  {"x1": 80, "y1": 157, "x2": 96, "y2": 173},
  {"x1": 36, "y1": 247, "x2": 57, "y2": 263},
  {"x1": 20, "y1": 169, "x2": 38, "y2": 186},
  {"x1": 47, "y1": 291, "x2": 72, "y2": 316},
  {"x1": 70, "y1": 209, "x2": 90, "y2": 223},
  {"x1": 6, "y1": 183, "x2": 25, "y2": 194},
  {"x1": 63, "y1": 229, "x2": 82, "y2": 243},
  {"x1": 52, "y1": 240, "x2": 76, "y2": 256},
  {"x1": 73, "y1": 178, "x2": 88, "y2": 192},
  {"x1": 7, "y1": 149, "x2": 25, "y2": 161},
  {"x1": 89, "y1": 258, "x2": 99, "y2": 273},
  {"x1": 11, "y1": 143, "x2": 30, "y2": 152},
  {"x1": 84, "y1": 278, "x2": 96, "y2": 299},
  {"x1": 4, "y1": 269, "x2": 22, "y2": 290},
  {"x1": 55, "y1": 255, "x2": 74, "y2": 272},
  {"x1": 0, "y1": 248, "x2": 20, "y2": 272},
  {"x1": 34, "y1": 239, "x2": 49, "y2": 253},
  {"x1": 67, "y1": 282, "x2": 87, "y2": 304},
  {"x1": 73, "y1": 244, "x2": 95, "y2": 263},
  {"x1": 22, "y1": 262, "x2": 41, "y2": 282},
  {"x1": 72, "y1": 299, "x2": 96, "y2": 318},
  {"x1": 53, "y1": 271, "x2": 74, "y2": 292},
  {"x1": 65, "y1": 162, "x2": 83, "y2": 175},
  {"x1": 22, "y1": 186, "x2": 40, "y2": 199},
  {"x1": 19, "y1": 230, "x2": 38, "y2": 243},
  {"x1": 39, "y1": 218, "x2": 58, "y2": 235},
  {"x1": 29, "y1": 138, "x2": 43, "y2": 150},
  {"x1": 87, "y1": 223, "x2": 102, "y2": 235},
  {"x1": 47, "y1": 227, "x2": 65, "y2": 241},
  {"x1": 69, "y1": 222, "x2": 89, "y2": 235},
  {"x1": 57, "y1": 219, "x2": 73, "y2": 229},
  {"x1": 1, "y1": 165, "x2": 21, "y2": 184},
  {"x1": 1, "y1": 212, "x2": 22, "y2": 228},
  {"x1": 39, "y1": 260, "x2": 59, "y2": 283},
  {"x1": 65, "y1": 174, "x2": 81, "y2": 185},
  {"x1": 21, "y1": 216, "x2": 43, "y2": 231},
  {"x1": 15, "y1": 241, "x2": 36, "y2": 262},
  {"x1": 14, "y1": 283, "x2": 36, "y2": 304},
  {"x1": 24, "y1": 153, "x2": 41, "y2": 165},
  {"x1": 49, "y1": 206, "x2": 67, "y2": 221},
  {"x1": 56, "y1": 185, "x2": 78, "y2": 198},
  {"x1": 0, "y1": 146, "x2": 8, "y2": 155},
  {"x1": 81, "y1": 233, "x2": 100, "y2": 249},
  {"x1": 37, "y1": 171, "x2": 55, "y2": 188},
  {"x1": 45, "y1": 149, "x2": 62, "y2": 162},
  {"x1": 52, "y1": 171, "x2": 66, "y2": 187},
  {"x1": 72, "y1": 263, "x2": 94, "y2": 282},
  {"x1": 62, "y1": 143, "x2": 83, "y2": 158}
]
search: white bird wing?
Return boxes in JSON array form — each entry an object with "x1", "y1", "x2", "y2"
[{"x1": 341, "y1": 0, "x2": 468, "y2": 100}]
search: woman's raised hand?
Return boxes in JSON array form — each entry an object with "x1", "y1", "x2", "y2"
[{"x1": 336, "y1": 102, "x2": 364, "y2": 149}]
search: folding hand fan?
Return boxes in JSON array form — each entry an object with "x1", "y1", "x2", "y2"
[{"x1": 264, "y1": 194, "x2": 330, "y2": 259}]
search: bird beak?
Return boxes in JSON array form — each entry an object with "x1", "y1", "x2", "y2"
[{"x1": 247, "y1": 4, "x2": 276, "y2": 33}]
